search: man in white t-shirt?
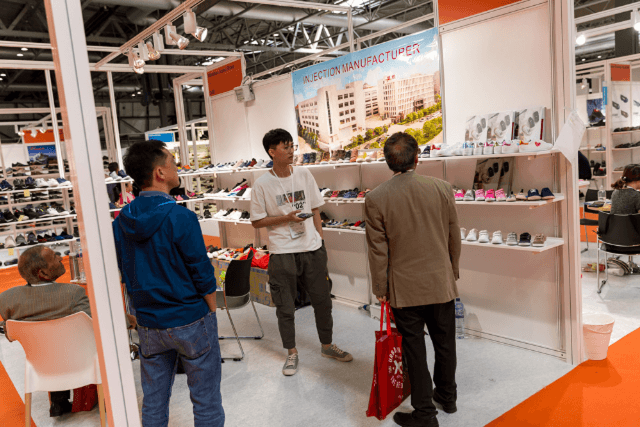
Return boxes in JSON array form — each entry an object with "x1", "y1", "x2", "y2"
[{"x1": 251, "y1": 128, "x2": 353, "y2": 376}]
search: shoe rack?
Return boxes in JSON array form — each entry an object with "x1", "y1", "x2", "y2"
[{"x1": 579, "y1": 126, "x2": 607, "y2": 189}]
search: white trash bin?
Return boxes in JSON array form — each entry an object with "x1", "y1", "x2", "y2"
[{"x1": 582, "y1": 313, "x2": 615, "y2": 360}]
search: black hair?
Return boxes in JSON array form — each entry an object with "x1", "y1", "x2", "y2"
[
  {"x1": 263, "y1": 129, "x2": 293, "y2": 159},
  {"x1": 613, "y1": 164, "x2": 640, "y2": 190},
  {"x1": 108, "y1": 162, "x2": 119, "y2": 173},
  {"x1": 123, "y1": 140, "x2": 169, "y2": 188},
  {"x1": 383, "y1": 132, "x2": 419, "y2": 173}
]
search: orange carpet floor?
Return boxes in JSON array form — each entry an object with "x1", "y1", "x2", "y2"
[{"x1": 487, "y1": 327, "x2": 640, "y2": 426}]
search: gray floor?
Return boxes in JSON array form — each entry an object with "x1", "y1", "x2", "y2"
[{"x1": 1, "y1": 241, "x2": 639, "y2": 427}]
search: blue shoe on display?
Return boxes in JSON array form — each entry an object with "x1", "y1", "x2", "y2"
[
  {"x1": 540, "y1": 187, "x2": 555, "y2": 200},
  {"x1": 0, "y1": 180, "x2": 13, "y2": 190},
  {"x1": 266, "y1": 160, "x2": 273, "y2": 168},
  {"x1": 526, "y1": 189, "x2": 542, "y2": 201},
  {"x1": 25, "y1": 177, "x2": 37, "y2": 189},
  {"x1": 118, "y1": 170, "x2": 127, "y2": 178},
  {"x1": 56, "y1": 177, "x2": 68, "y2": 185}
]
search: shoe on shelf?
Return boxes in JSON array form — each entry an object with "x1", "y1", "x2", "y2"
[
  {"x1": 491, "y1": 231, "x2": 503, "y2": 245},
  {"x1": 463, "y1": 190, "x2": 474, "y2": 201},
  {"x1": 506, "y1": 192, "x2": 516, "y2": 202},
  {"x1": 527, "y1": 189, "x2": 542, "y2": 201},
  {"x1": 454, "y1": 189, "x2": 465, "y2": 201},
  {"x1": 392, "y1": 412, "x2": 438, "y2": 427},
  {"x1": 5, "y1": 236, "x2": 15, "y2": 248},
  {"x1": 282, "y1": 353, "x2": 299, "y2": 376},
  {"x1": 420, "y1": 145, "x2": 431, "y2": 158},
  {"x1": 519, "y1": 140, "x2": 553, "y2": 152},
  {"x1": 430, "y1": 145, "x2": 442, "y2": 158},
  {"x1": 475, "y1": 189, "x2": 485, "y2": 201},
  {"x1": 460, "y1": 227, "x2": 467, "y2": 240},
  {"x1": 463, "y1": 142, "x2": 475, "y2": 156},
  {"x1": 35, "y1": 178, "x2": 49, "y2": 188},
  {"x1": 485, "y1": 189, "x2": 496, "y2": 202},
  {"x1": 506, "y1": 232, "x2": 518, "y2": 246},
  {"x1": 477, "y1": 230, "x2": 490, "y2": 243},
  {"x1": 483, "y1": 141, "x2": 495, "y2": 155},
  {"x1": 540, "y1": 188, "x2": 555, "y2": 200},
  {"x1": 465, "y1": 228, "x2": 478, "y2": 242},
  {"x1": 495, "y1": 189, "x2": 507, "y2": 202},
  {"x1": 320, "y1": 344, "x2": 353, "y2": 362},
  {"x1": 515, "y1": 189, "x2": 527, "y2": 201},
  {"x1": 532, "y1": 233, "x2": 547, "y2": 247},
  {"x1": 356, "y1": 151, "x2": 367, "y2": 163},
  {"x1": 49, "y1": 400, "x2": 73, "y2": 417},
  {"x1": 47, "y1": 179, "x2": 59, "y2": 187},
  {"x1": 474, "y1": 142, "x2": 485, "y2": 155},
  {"x1": 501, "y1": 140, "x2": 519, "y2": 154},
  {"x1": 16, "y1": 234, "x2": 27, "y2": 246},
  {"x1": 518, "y1": 232, "x2": 532, "y2": 246}
]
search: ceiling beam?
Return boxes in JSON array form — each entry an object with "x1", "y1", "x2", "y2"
[{"x1": 8, "y1": 5, "x2": 31, "y2": 31}]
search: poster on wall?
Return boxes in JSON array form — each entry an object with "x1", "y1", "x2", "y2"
[
  {"x1": 291, "y1": 28, "x2": 442, "y2": 155},
  {"x1": 206, "y1": 57, "x2": 245, "y2": 97},
  {"x1": 611, "y1": 82, "x2": 631, "y2": 129},
  {"x1": 27, "y1": 144, "x2": 56, "y2": 161},
  {"x1": 586, "y1": 97, "x2": 605, "y2": 126},
  {"x1": 632, "y1": 83, "x2": 640, "y2": 127}
]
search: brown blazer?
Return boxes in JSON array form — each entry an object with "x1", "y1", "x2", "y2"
[
  {"x1": 0, "y1": 282, "x2": 91, "y2": 341},
  {"x1": 364, "y1": 171, "x2": 461, "y2": 308}
]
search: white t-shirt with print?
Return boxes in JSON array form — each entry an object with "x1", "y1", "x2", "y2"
[{"x1": 250, "y1": 166, "x2": 324, "y2": 254}]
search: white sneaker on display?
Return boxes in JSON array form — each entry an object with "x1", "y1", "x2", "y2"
[
  {"x1": 518, "y1": 140, "x2": 553, "y2": 152},
  {"x1": 110, "y1": 171, "x2": 122, "y2": 181},
  {"x1": 463, "y1": 142, "x2": 475, "y2": 156},
  {"x1": 439, "y1": 144, "x2": 460, "y2": 157},
  {"x1": 465, "y1": 228, "x2": 478, "y2": 242},
  {"x1": 241, "y1": 188, "x2": 252, "y2": 199},
  {"x1": 473, "y1": 142, "x2": 485, "y2": 155},
  {"x1": 491, "y1": 231, "x2": 503, "y2": 244},
  {"x1": 501, "y1": 140, "x2": 520, "y2": 154},
  {"x1": 477, "y1": 230, "x2": 490, "y2": 243},
  {"x1": 462, "y1": 190, "x2": 475, "y2": 201},
  {"x1": 460, "y1": 227, "x2": 467, "y2": 240},
  {"x1": 46, "y1": 207, "x2": 59, "y2": 216},
  {"x1": 430, "y1": 145, "x2": 442, "y2": 158},
  {"x1": 506, "y1": 232, "x2": 518, "y2": 246},
  {"x1": 483, "y1": 142, "x2": 495, "y2": 155},
  {"x1": 36, "y1": 178, "x2": 49, "y2": 187},
  {"x1": 47, "y1": 179, "x2": 59, "y2": 187}
]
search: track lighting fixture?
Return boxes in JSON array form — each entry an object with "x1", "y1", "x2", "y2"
[
  {"x1": 128, "y1": 50, "x2": 145, "y2": 74},
  {"x1": 184, "y1": 10, "x2": 208, "y2": 42},
  {"x1": 581, "y1": 79, "x2": 587, "y2": 90},
  {"x1": 39, "y1": 127, "x2": 46, "y2": 134},
  {"x1": 165, "y1": 25, "x2": 189, "y2": 50},
  {"x1": 138, "y1": 42, "x2": 149, "y2": 61},
  {"x1": 30, "y1": 128, "x2": 38, "y2": 137},
  {"x1": 146, "y1": 41, "x2": 161, "y2": 60},
  {"x1": 576, "y1": 34, "x2": 586, "y2": 46},
  {"x1": 17, "y1": 129, "x2": 24, "y2": 137}
]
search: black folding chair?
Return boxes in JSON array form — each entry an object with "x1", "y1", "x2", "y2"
[
  {"x1": 596, "y1": 212, "x2": 640, "y2": 293},
  {"x1": 581, "y1": 189, "x2": 613, "y2": 252},
  {"x1": 216, "y1": 251, "x2": 264, "y2": 362}
]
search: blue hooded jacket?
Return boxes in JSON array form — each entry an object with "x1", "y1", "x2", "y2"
[{"x1": 112, "y1": 191, "x2": 216, "y2": 329}]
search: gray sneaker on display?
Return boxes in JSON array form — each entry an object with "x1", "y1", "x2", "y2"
[
  {"x1": 282, "y1": 353, "x2": 299, "y2": 376},
  {"x1": 321, "y1": 344, "x2": 353, "y2": 362}
]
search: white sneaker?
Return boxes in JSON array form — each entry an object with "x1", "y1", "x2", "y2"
[
  {"x1": 241, "y1": 188, "x2": 252, "y2": 199},
  {"x1": 36, "y1": 178, "x2": 49, "y2": 187},
  {"x1": 47, "y1": 179, "x2": 59, "y2": 187},
  {"x1": 460, "y1": 227, "x2": 467, "y2": 240},
  {"x1": 46, "y1": 207, "x2": 59, "y2": 216},
  {"x1": 506, "y1": 232, "x2": 518, "y2": 246},
  {"x1": 465, "y1": 228, "x2": 478, "y2": 242},
  {"x1": 518, "y1": 140, "x2": 553, "y2": 152},
  {"x1": 105, "y1": 176, "x2": 114, "y2": 182},
  {"x1": 491, "y1": 231, "x2": 503, "y2": 244},
  {"x1": 501, "y1": 140, "x2": 520, "y2": 154},
  {"x1": 5, "y1": 236, "x2": 15, "y2": 248},
  {"x1": 214, "y1": 209, "x2": 227, "y2": 218},
  {"x1": 430, "y1": 145, "x2": 442, "y2": 158},
  {"x1": 463, "y1": 142, "x2": 475, "y2": 156},
  {"x1": 254, "y1": 159, "x2": 265, "y2": 168},
  {"x1": 110, "y1": 171, "x2": 122, "y2": 181},
  {"x1": 474, "y1": 142, "x2": 485, "y2": 155},
  {"x1": 463, "y1": 190, "x2": 475, "y2": 201},
  {"x1": 483, "y1": 142, "x2": 495, "y2": 155},
  {"x1": 440, "y1": 143, "x2": 460, "y2": 157},
  {"x1": 477, "y1": 230, "x2": 490, "y2": 243},
  {"x1": 506, "y1": 192, "x2": 517, "y2": 202}
]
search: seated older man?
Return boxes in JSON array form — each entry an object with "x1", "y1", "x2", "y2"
[{"x1": 0, "y1": 245, "x2": 135, "y2": 417}]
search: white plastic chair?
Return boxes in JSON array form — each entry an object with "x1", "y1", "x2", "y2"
[{"x1": 6, "y1": 312, "x2": 106, "y2": 427}]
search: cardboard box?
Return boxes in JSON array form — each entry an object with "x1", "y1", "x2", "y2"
[
  {"x1": 212, "y1": 259, "x2": 275, "y2": 308},
  {"x1": 487, "y1": 111, "x2": 514, "y2": 143},
  {"x1": 516, "y1": 106, "x2": 545, "y2": 142},
  {"x1": 464, "y1": 114, "x2": 490, "y2": 143}
]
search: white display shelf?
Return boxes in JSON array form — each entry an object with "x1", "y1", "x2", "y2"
[
  {"x1": 612, "y1": 146, "x2": 640, "y2": 151},
  {"x1": 0, "y1": 185, "x2": 72, "y2": 196},
  {"x1": 323, "y1": 227, "x2": 365, "y2": 235},
  {"x1": 417, "y1": 148, "x2": 558, "y2": 162},
  {"x1": 7, "y1": 198, "x2": 66, "y2": 207},
  {"x1": 0, "y1": 240, "x2": 74, "y2": 252},
  {"x1": 579, "y1": 180, "x2": 591, "y2": 188},
  {"x1": 579, "y1": 147, "x2": 606, "y2": 153},
  {"x1": 0, "y1": 214, "x2": 76, "y2": 226},
  {"x1": 461, "y1": 237, "x2": 564, "y2": 253},
  {"x1": 324, "y1": 198, "x2": 365, "y2": 205},
  {"x1": 105, "y1": 178, "x2": 133, "y2": 184},
  {"x1": 456, "y1": 194, "x2": 564, "y2": 207},
  {"x1": 0, "y1": 222, "x2": 77, "y2": 236},
  {"x1": 613, "y1": 170, "x2": 623, "y2": 174},
  {"x1": 2, "y1": 173, "x2": 61, "y2": 180},
  {"x1": 199, "y1": 217, "x2": 251, "y2": 225}
]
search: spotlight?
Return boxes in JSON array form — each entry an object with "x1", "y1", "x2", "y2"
[
  {"x1": 146, "y1": 41, "x2": 161, "y2": 60},
  {"x1": 576, "y1": 34, "x2": 586, "y2": 45},
  {"x1": 30, "y1": 129, "x2": 38, "y2": 137},
  {"x1": 635, "y1": 10, "x2": 640, "y2": 31},
  {"x1": 165, "y1": 25, "x2": 189, "y2": 50},
  {"x1": 597, "y1": 55, "x2": 602, "y2": 59},
  {"x1": 17, "y1": 129, "x2": 24, "y2": 136},
  {"x1": 128, "y1": 50, "x2": 145, "y2": 74},
  {"x1": 582, "y1": 58, "x2": 586, "y2": 61},
  {"x1": 184, "y1": 10, "x2": 208, "y2": 42},
  {"x1": 17, "y1": 53, "x2": 23, "y2": 57},
  {"x1": 581, "y1": 78, "x2": 587, "y2": 89},
  {"x1": 0, "y1": 73, "x2": 5, "y2": 76},
  {"x1": 134, "y1": 66, "x2": 145, "y2": 75},
  {"x1": 21, "y1": 47, "x2": 28, "y2": 51},
  {"x1": 39, "y1": 127, "x2": 46, "y2": 134}
]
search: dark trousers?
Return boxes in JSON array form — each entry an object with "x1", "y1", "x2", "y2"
[
  {"x1": 268, "y1": 244, "x2": 333, "y2": 349},
  {"x1": 392, "y1": 300, "x2": 457, "y2": 419},
  {"x1": 50, "y1": 390, "x2": 70, "y2": 404}
]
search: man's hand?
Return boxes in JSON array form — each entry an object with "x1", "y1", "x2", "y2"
[
  {"x1": 376, "y1": 294, "x2": 389, "y2": 304},
  {"x1": 126, "y1": 314, "x2": 137, "y2": 330},
  {"x1": 285, "y1": 210, "x2": 305, "y2": 223}
]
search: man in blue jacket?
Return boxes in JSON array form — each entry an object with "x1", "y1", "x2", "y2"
[{"x1": 112, "y1": 140, "x2": 223, "y2": 427}]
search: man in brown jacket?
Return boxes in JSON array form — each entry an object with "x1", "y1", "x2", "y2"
[{"x1": 365, "y1": 132, "x2": 461, "y2": 427}]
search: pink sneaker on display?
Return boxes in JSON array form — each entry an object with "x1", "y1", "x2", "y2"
[
  {"x1": 495, "y1": 188, "x2": 507, "y2": 202},
  {"x1": 485, "y1": 189, "x2": 496, "y2": 202},
  {"x1": 475, "y1": 189, "x2": 486, "y2": 201},
  {"x1": 454, "y1": 189, "x2": 465, "y2": 201}
]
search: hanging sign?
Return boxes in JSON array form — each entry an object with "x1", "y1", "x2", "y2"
[
  {"x1": 291, "y1": 29, "x2": 442, "y2": 153},
  {"x1": 206, "y1": 58, "x2": 244, "y2": 97},
  {"x1": 23, "y1": 128, "x2": 64, "y2": 144},
  {"x1": 438, "y1": 0, "x2": 522, "y2": 25},
  {"x1": 147, "y1": 132, "x2": 175, "y2": 143},
  {"x1": 611, "y1": 64, "x2": 631, "y2": 82}
]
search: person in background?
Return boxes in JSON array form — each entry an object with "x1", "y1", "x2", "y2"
[
  {"x1": 250, "y1": 128, "x2": 352, "y2": 377},
  {"x1": 578, "y1": 151, "x2": 592, "y2": 181},
  {"x1": 0, "y1": 246, "x2": 135, "y2": 418},
  {"x1": 112, "y1": 140, "x2": 223, "y2": 427},
  {"x1": 115, "y1": 182, "x2": 136, "y2": 207},
  {"x1": 107, "y1": 162, "x2": 119, "y2": 203},
  {"x1": 611, "y1": 164, "x2": 640, "y2": 215},
  {"x1": 364, "y1": 132, "x2": 461, "y2": 427}
]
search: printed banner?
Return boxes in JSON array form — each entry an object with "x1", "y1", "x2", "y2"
[
  {"x1": 27, "y1": 144, "x2": 57, "y2": 161},
  {"x1": 23, "y1": 128, "x2": 64, "y2": 144},
  {"x1": 611, "y1": 82, "x2": 631, "y2": 129},
  {"x1": 291, "y1": 29, "x2": 442, "y2": 154},
  {"x1": 206, "y1": 58, "x2": 244, "y2": 97},
  {"x1": 147, "y1": 132, "x2": 175, "y2": 143},
  {"x1": 611, "y1": 63, "x2": 631, "y2": 82}
]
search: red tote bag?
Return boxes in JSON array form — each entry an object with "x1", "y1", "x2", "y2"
[{"x1": 366, "y1": 301, "x2": 411, "y2": 420}]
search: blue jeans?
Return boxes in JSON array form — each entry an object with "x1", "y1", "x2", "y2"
[{"x1": 138, "y1": 312, "x2": 224, "y2": 427}]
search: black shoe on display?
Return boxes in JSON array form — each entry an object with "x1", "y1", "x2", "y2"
[{"x1": 393, "y1": 412, "x2": 438, "y2": 427}]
